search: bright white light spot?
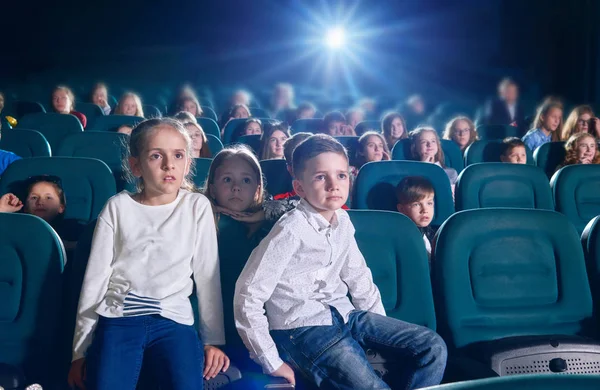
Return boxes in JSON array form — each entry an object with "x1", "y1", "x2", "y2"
[{"x1": 325, "y1": 27, "x2": 345, "y2": 49}]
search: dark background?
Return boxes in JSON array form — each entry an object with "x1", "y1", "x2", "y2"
[{"x1": 1, "y1": 0, "x2": 598, "y2": 109}]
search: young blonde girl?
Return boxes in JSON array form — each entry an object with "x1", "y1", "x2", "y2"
[
  {"x1": 561, "y1": 105, "x2": 600, "y2": 140},
  {"x1": 68, "y1": 118, "x2": 228, "y2": 390},
  {"x1": 382, "y1": 111, "x2": 408, "y2": 150},
  {"x1": 259, "y1": 121, "x2": 290, "y2": 160},
  {"x1": 409, "y1": 127, "x2": 458, "y2": 187},
  {"x1": 114, "y1": 92, "x2": 144, "y2": 117},
  {"x1": 522, "y1": 101, "x2": 563, "y2": 151},
  {"x1": 561, "y1": 132, "x2": 600, "y2": 167},
  {"x1": 442, "y1": 116, "x2": 478, "y2": 152},
  {"x1": 52, "y1": 85, "x2": 87, "y2": 128},
  {"x1": 184, "y1": 121, "x2": 212, "y2": 158}
]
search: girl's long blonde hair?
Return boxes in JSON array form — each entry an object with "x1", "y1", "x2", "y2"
[{"x1": 115, "y1": 92, "x2": 144, "y2": 117}]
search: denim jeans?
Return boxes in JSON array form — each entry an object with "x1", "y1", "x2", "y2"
[
  {"x1": 271, "y1": 308, "x2": 447, "y2": 390},
  {"x1": 86, "y1": 315, "x2": 204, "y2": 390}
]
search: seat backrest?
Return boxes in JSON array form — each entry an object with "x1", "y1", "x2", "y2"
[
  {"x1": 192, "y1": 157, "x2": 213, "y2": 189},
  {"x1": 142, "y1": 104, "x2": 162, "y2": 118},
  {"x1": 392, "y1": 139, "x2": 465, "y2": 173},
  {"x1": 200, "y1": 106, "x2": 218, "y2": 122},
  {"x1": 0, "y1": 157, "x2": 116, "y2": 222},
  {"x1": 582, "y1": 216, "x2": 600, "y2": 315},
  {"x1": 455, "y1": 163, "x2": 554, "y2": 211},
  {"x1": 334, "y1": 136, "x2": 359, "y2": 166},
  {"x1": 348, "y1": 210, "x2": 436, "y2": 329},
  {"x1": 206, "y1": 134, "x2": 223, "y2": 156},
  {"x1": 464, "y1": 139, "x2": 534, "y2": 166},
  {"x1": 75, "y1": 102, "x2": 105, "y2": 128},
  {"x1": 260, "y1": 159, "x2": 293, "y2": 196},
  {"x1": 87, "y1": 115, "x2": 145, "y2": 132},
  {"x1": 551, "y1": 164, "x2": 600, "y2": 234},
  {"x1": 249, "y1": 107, "x2": 270, "y2": 118},
  {"x1": 0, "y1": 129, "x2": 51, "y2": 157},
  {"x1": 13, "y1": 100, "x2": 46, "y2": 119},
  {"x1": 352, "y1": 160, "x2": 454, "y2": 227},
  {"x1": 237, "y1": 134, "x2": 261, "y2": 154},
  {"x1": 196, "y1": 117, "x2": 221, "y2": 139},
  {"x1": 291, "y1": 118, "x2": 323, "y2": 134},
  {"x1": 534, "y1": 141, "x2": 566, "y2": 179},
  {"x1": 476, "y1": 124, "x2": 520, "y2": 140},
  {"x1": 56, "y1": 132, "x2": 129, "y2": 191},
  {"x1": 17, "y1": 112, "x2": 83, "y2": 151},
  {"x1": 355, "y1": 120, "x2": 381, "y2": 136},
  {"x1": 0, "y1": 213, "x2": 64, "y2": 380},
  {"x1": 432, "y1": 208, "x2": 593, "y2": 349},
  {"x1": 421, "y1": 374, "x2": 600, "y2": 389},
  {"x1": 223, "y1": 117, "x2": 272, "y2": 145}
]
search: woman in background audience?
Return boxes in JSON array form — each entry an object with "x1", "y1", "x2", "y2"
[
  {"x1": 221, "y1": 104, "x2": 251, "y2": 131},
  {"x1": 184, "y1": 122, "x2": 212, "y2": 158},
  {"x1": 173, "y1": 111, "x2": 197, "y2": 125},
  {"x1": 522, "y1": 101, "x2": 563, "y2": 151},
  {"x1": 230, "y1": 89, "x2": 251, "y2": 107},
  {"x1": 114, "y1": 92, "x2": 144, "y2": 117},
  {"x1": 175, "y1": 95, "x2": 203, "y2": 118},
  {"x1": 561, "y1": 105, "x2": 600, "y2": 140},
  {"x1": 443, "y1": 116, "x2": 478, "y2": 152},
  {"x1": 68, "y1": 118, "x2": 229, "y2": 389},
  {"x1": 91, "y1": 82, "x2": 112, "y2": 115},
  {"x1": 346, "y1": 107, "x2": 365, "y2": 130},
  {"x1": 382, "y1": 111, "x2": 408, "y2": 150},
  {"x1": 350, "y1": 131, "x2": 391, "y2": 180},
  {"x1": 232, "y1": 118, "x2": 262, "y2": 143},
  {"x1": 560, "y1": 132, "x2": 600, "y2": 167},
  {"x1": 52, "y1": 86, "x2": 87, "y2": 128},
  {"x1": 270, "y1": 83, "x2": 295, "y2": 117},
  {"x1": 259, "y1": 121, "x2": 289, "y2": 160},
  {"x1": 410, "y1": 127, "x2": 458, "y2": 189}
]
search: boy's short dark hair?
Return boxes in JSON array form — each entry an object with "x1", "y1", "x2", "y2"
[
  {"x1": 395, "y1": 176, "x2": 435, "y2": 205},
  {"x1": 292, "y1": 134, "x2": 348, "y2": 178},
  {"x1": 501, "y1": 137, "x2": 526, "y2": 155},
  {"x1": 283, "y1": 132, "x2": 312, "y2": 166}
]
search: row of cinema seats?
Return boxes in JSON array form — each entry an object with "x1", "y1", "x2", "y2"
[
  {"x1": 4, "y1": 192, "x2": 600, "y2": 388},
  {"x1": 0, "y1": 137, "x2": 599, "y2": 235}
]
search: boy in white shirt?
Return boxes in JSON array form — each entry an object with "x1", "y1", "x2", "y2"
[{"x1": 234, "y1": 134, "x2": 447, "y2": 389}]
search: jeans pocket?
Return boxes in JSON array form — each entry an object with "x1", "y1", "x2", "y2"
[{"x1": 286, "y1": 324, "x2": 344, "y2": 363}]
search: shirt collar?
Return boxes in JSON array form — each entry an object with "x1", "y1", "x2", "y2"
[
  {"x1": 297, "y1": 198, "x2": 340, "y2": 233},
  {"x1": 536, "y1": 128, "x2": 551, "y2": 141}
]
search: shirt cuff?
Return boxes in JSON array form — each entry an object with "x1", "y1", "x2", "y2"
[{"x1": 257, "y1": 346, "x2": 285, "y2": 374}]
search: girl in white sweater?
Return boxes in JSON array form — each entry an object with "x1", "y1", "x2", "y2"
[{"x1": 68, "y1": 118, "x2": 229, "y2": 390}]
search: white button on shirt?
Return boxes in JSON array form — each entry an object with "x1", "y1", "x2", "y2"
[{"x1": 234, "y1": 199, "x2": 386, "y2": 374}]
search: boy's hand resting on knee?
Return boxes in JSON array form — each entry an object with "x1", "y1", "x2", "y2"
[
  {"x1": 204, "y1": 345, "x2": 230, "y2": 380},
  {"x1": 67, "y1": 358, "x2": 86, "y2": 389},
  {"x1": 271, "y1": 362, "x2": 295, "y2": 385}
]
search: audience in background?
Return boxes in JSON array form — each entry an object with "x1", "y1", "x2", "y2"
[
  {"x1": 560, "y1": 132, "x2": 600, "y2": 167},
  {"x1": 174, "y1": 95, "x2": 203, "y2": 118},
  {"x1": 500, "y1": 137, "x2": 528, "y2": 164},
  {"x1": 351, "y1": 131, "x2": 390, "y2": 180},
  {"x1": 230, "y1": 89, "x2": 252, "y2": 107},
  {"x1": 295, "y1": 102, "x2": 317, "y2": 120},
  {"x1": 0, "y1": 122, "x2": 21, "y2": 175},
  {"x1": 270, "y1": 83, "x2": 295, "y2": 118},
  {"x1": 443, "y1": 116, "x2": 478, "y2": 152},
  {"x1": 232, "y1": 118, "x2": 262, "y2": 143},
  {"x1": 402, "y1": 94, "x2": 427, "y2": 130},
  {"x1": 561, "y1": 105, "x2": 600, "y2": 140},
  {"x1": 409, "y1": 127, "x2": 458, "y2": 189},
  {"x1": 522, "y1": 101, "x2": 563, "y2": 151},
  {"x1": 90, "y1": 82, "x2": 112, "y2": 115},
  {"x1": 184, "y1": 122, "x2": 212, "y2": 158},
  {"x1": 173, "y1": 111, "x2": 197, "y2": 125},
  {"x1": 346, "y1": 107, "x2": 365, "y2": 130},
  {"x1": 322, "y1": 111, "x2": 354, "y2": 136},
  {"x1": 221, "y1": 104, "x2": 251, "y2": 131},
  {"x1": 52, "y1": 86, "x2": 87, "y2": 128},
  {"x1": 382, "y1": 112, "x2": 408, "y2": 150},
  {"x1": 259, "y1": 121, "x2": 289, "y2": 160},
  {"x1": 483, "y1": 78, "x2": 525, "y2": 128},
  {"x1": 114, "y1": 92, "x2": 144, "y2": 117}
]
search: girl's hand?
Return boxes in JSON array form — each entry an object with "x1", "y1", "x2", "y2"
[
  {"x1": 0, "y1": 193, "x2": 23, "y2": 213},
  {"x1": 68, "y1": 358, "x2": 86, "y2": 389},
  {"x1": 216, "y1": 206, "x2": 266, "y2": 223},
  {"x1": 203, "y1": 345, "x2": 230, "y2": 380},
  {"x1": 420, "y1": 155, "x2": 435, "y2": 163}
]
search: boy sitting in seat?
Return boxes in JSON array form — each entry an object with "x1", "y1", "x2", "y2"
[
  {"x1": 234, "y1": 134, "x2": 447, "y2": 389},
  {"x1": 500, "y1": 137, "x2": 527, "y2": 164},
  {"x1": 396, "y1": 176, "x2": 436, "y2": 258}
]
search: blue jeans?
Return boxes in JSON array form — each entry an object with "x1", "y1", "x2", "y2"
[
  {"x1": 271, "y1": 308, "x2": 447, "y2": 390},
  {"x1": 86, "y1": 315, "x2": 204, "y2": 390}
]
